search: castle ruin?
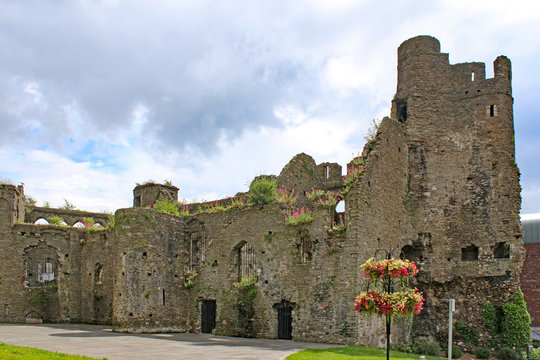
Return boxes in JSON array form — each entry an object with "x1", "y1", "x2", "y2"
[{"x1": 0, "y1": 36, "x2": 523, "y2": 346}]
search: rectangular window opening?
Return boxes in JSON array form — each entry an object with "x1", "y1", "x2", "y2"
[
  {"x1": 39, "y1": 262, "x2": 55, "y2": 282},
  {"x1": 490, "y1": 104, "x2": 496, "y2": 117},
  {"x1": 471, "y1": 72, "x2": 475, "y2": 81}
]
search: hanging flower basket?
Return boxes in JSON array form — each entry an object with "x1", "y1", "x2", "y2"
[
  {"x1": 360, "y1": 257, "x2": 419, "y2": 282},
  {"x1": 354, "y1": 289, "x2": 424, "y2": 318}
]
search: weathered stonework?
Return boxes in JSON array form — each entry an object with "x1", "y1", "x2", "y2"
[{"x1": 0, "y1": 36, "x2": 524, "y2": 346}]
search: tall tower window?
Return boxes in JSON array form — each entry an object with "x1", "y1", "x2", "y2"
[
  {"x1": 489, "y1": 104, "x2": 497, "y2": 117},
  {"x1": 239, "y1": 242, "x2": 256, "y2": 279}
]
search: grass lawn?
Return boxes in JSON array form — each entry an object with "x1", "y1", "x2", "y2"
[
  {"x1": 0, "y1": 342, "x2": 106, "y2": 360},
  {"x1": 287, "y1": 345, "x2": 446, "y2": 360}
]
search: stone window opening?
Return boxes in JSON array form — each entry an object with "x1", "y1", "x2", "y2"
[
  {"x1": 238, "y1": 242, "x2": 256, "y2": 279},
  {"x1": 300, "y1": 234, "x2": 312, "y2": 262},
  {"x1": 334, "y1": 200, "x2": 345, "y2": 226},
  {"x1": 461, "y1": 244, "x2": 479, "y2": 261},
  {"x1": 494, "y1": 242, "x2": 510, "y2": 259},
  {"x1": 400, "y1": 244, "x2": 424, "y2": 264},
  {"x1": 325, "y1": 166, "x2": 330, "y2": 179},
  {"x1": 34, "y1": 218, "x2": 49, "y2": 225},
  {"x1": 95, "y1": 263, "x2": 103, "y2": 284},
  {"x1": 471, "y1": 72, "x2": 475, "y2": 81},
  {"x1": 188, "y1": 233, "x2": 203, "y2": 268},
  {"x1": 396, "y1": 99, "x2": 407, "y2": 123},
  {"x1": 489, "y1": 104, "x2": 497, "y2": 117},
  {"x1": 38, "y1": 262, "x2": 55, "y2": 282},
  {"x1": 187, "y1": 220, "x2": 206, "y2": 268},
  {"x1": 160, "y1": 289, "x2": 166, "y2": 305}
]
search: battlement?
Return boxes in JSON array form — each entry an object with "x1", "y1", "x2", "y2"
[{"x1": 396, "y1": 36, "x2": 512, "y2": 101}]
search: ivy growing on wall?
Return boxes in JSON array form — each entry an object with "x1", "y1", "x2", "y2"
[{"x1": 481, "y1": 291, "x2": 531, "y2": 351}]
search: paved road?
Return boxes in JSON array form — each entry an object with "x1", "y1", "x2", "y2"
[{"x1": 0, "y1": 324, "x2": 334, "y2": 360}]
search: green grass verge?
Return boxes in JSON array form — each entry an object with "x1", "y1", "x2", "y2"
[
  {"x1": 287, "y1": 345, "x2": 446, "y2": 360},
  {"x1": 0, "y1": 342, "x2": 106, "y2": 360}
]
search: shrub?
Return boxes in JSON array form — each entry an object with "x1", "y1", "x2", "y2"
[
  {"x1": 48, "y1": 216, "x2": 66, "y2": 225},
  {"x1": 414, "y1": 341, "x2": 441, "y2": 356},
  {"x1": 521, "y1": 347, "x2": 540, "y2": 360},
  {"x1": 248, "y1": 177, "x2": 276, "y2": 205},
  {"x1": 106, "y1": 214, "x2": 116, "y2": 230},
  {"x1": 501, "y1": 291, "x2": 531, "y2": 351},
  {"x1": 153, "y1": 199, "x2": 180, "y2": 216},
  {"x1": 498, "y1": 347, "x2": 518, "y2": 360},
  {"x1": 475, "y1": 347, "x2": 492, "y2": 359},
  {"x1": 234, "y1": 274, "x2": 258, "y2": 290},
  {"x1": 455, "y1": 320, "x2": 479, "y2": 346},
  {"x1": 393, "y1": 343, "x2": 414, "y2": 353},
  {"x1": 60, "y1": 199, "x2": 76, "y2": 210},
  {"x1": 284, "y1": 207, "x2": 314, "y2": 226},
  {"x1": 275, "y1": 187, "x2": 298, "y2": 206},
  {"x1": 482, "y1": 291, "x2": 531, "y2": 352},
  {"x1": 184, "y1": 268, "x2": 198, "y2": 290},
  {"x1": 446, "y1": 345, "x2": 462, "y2": 359},
  {"x1": 205, "y1": 201, "x2": 226, "y2": 213}
]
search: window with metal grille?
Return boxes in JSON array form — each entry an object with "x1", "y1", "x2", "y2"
[{"x1": 239, "y1": 243, "x2": 256, "y2": 279}]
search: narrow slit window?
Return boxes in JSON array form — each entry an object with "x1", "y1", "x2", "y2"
[
  {"x1": 471, "y1": 72, "x2": 475, "y2": 81},
  {"x1": 489, "y1": 104, "x2": 496, "y2": 117},
  {"x1": 325, "y1": 166, "x2": 330, "y2": 179},
  {"x1": 301, "y1": 235, "x2": 312, "y2": 262}
]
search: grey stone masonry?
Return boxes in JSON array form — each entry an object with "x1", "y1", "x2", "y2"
[{"x1": 0, "y1": 36, "x2": 523, "y2": 347}]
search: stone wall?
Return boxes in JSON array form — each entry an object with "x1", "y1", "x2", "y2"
[
  {"x1": 0, "y1": 35, "x2": 526, "y2": 347},
  {"x1": 26, "y1": 207, "x2": 111, "y2": 227}
]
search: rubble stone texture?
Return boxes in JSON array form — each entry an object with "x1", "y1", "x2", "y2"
[{"x1": 0, "y1": 36, "x2": 524, "y2": 346}]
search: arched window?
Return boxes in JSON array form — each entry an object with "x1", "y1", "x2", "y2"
[
  {"x1": 239, "y1": 243, "x2": 256, "y2": 279},
  {"x1": 34, "y1": 218, "x2": 49, "y2": 225},
  {"x1": 95, "y1": 263, "x2": 103, "y2": 284},
  {"x1": 23, "y1": 243, "x2": 58, "y2": 287},
  {"x1": 73, "y1": 221, "x2": 85, "y2": 228}
]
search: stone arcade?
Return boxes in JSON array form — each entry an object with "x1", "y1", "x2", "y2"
[{"x1": 0, "y1": 36, "x2": 523, "y2": 346}]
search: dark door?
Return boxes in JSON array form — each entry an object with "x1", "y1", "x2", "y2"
[
  {"x1": 277, "y1": 304, "x2": 292, "y2": 340},
  {"x1": 201, "y1": 300, "x2": 216, "y2": 333}
]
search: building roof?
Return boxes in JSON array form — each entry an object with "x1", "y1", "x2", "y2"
[{"x1": 522, "y1": 214, "x2": 540, "y2": 244}]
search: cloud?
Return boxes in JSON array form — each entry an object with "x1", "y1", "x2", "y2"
[{"x1": 0, "y1": 0, "x2": 539, "y2": 212}]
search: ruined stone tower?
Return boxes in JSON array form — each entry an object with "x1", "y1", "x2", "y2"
[{"x1": 389, "y1": 35, "x2": 522, "y2": 339}]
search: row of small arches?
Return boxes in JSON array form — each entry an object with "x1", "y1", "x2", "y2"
[{"x1": 33, "y1": 218, "x2": 104, "y2": 228}]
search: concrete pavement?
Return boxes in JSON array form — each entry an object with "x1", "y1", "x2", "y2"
[{"x1": 0, "y1": 324, "x2": 334, "y2": 360}]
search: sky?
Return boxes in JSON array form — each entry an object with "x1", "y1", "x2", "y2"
[{"x1": 1, "y1": 0, "x2": 539, "y2": 215}]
